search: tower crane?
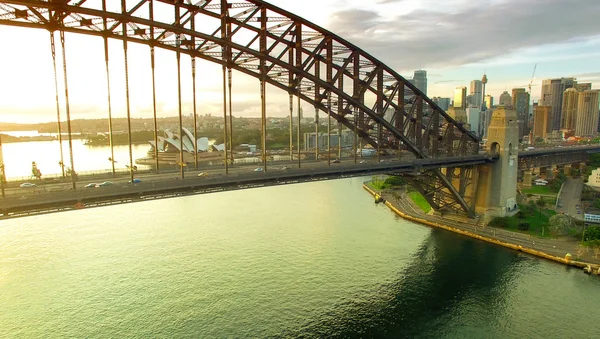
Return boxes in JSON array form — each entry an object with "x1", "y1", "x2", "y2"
[{"x1": 528, "y1": 63, "x2": 537, "y2": 95}]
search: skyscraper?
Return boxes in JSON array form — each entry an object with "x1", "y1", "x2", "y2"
[
  {"x1": 575, "y1": 90, "x2": 600, "y2": 137},
  {"x1": 484, "y1": 95, "x2": 493, "y2": 110},
  {"x1": 413, "y1": 70, "x2": 427, "y2": 95},
  {"x1": 540, "y1": 77, "x2": 576, "y2": 131},
  {"x1": 499, "y1": 91, "x2": 512, "y2": 106},
  {"x1": 532, "y1": 105, "x2": 552, "y2": 142},
  {"x1": 512, "y1": 88, "x2": 530, "y2": 140},
  {"x1": 453, "y1": 86, "x2": 467, "y2": 110},
  {"x1": 469, "y1": 80, "x2": 483, "y2": 108},
  {"x1": 561, "y1": 88, "x2": 579, "y2": 130}
]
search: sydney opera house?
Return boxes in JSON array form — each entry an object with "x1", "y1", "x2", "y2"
[{"x1": 135, "y1": 128, "x2": 225, "y2": 167}]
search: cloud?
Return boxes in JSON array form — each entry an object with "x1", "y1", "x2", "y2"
[
  {"x1": 326, "y1": 0, "x2": 600, "y2": 71},
  {"x1": 572, "y1": 72, "x2": 600, "y2": 82}
]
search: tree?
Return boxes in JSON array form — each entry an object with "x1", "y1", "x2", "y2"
[
  {"x1": 31, "y1": 161, "x2": 42, "y2": 180},
  {"x1": 548, "y1": 214, "x2": 571, "y2": 236},
  {"x1": 536, "y1": 198, "x2": 546, "y2": 220},
  {"x1": 590, "y1": 154, "x2": 600, "y2": 168},
  {"x1": 583, "y1": 226, "x2": 600, "y2": 241},
  {"x1": 489, "y1": 216, "x2": 512, "y2": 228},
  {"x1": 384, "y1": 176, "x2": 406, "y2": 187},
  {"x1": 66, "y1": 167, "x2": 78, "y2": 182},
  {"x1": 518, "y1": 222, "x2": 530, "y2": 231}
]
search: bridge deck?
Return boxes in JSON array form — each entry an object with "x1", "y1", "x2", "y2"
[{"x1": 1, "y1": 154, "x2": 494, "y2": 218}]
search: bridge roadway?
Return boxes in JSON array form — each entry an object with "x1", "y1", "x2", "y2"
[
  {"x1": 0, "y1": 153, "x2": 493, "y2": 218},
  {"x1": 518, "y1": 144, "x2": 600, "y2": 158}
]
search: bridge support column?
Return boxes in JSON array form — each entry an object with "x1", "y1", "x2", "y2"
[
  {"x1": 563, "y1": 164, "x2": 572, "y2": 176},
  {"x1": 580, "y1": 162, "x2": 587, "y2": 174},
  {"x1": 523, "y1": 170, "x2": 533, "y2": 188},
  {"x1": 546, "y1": 167, "x2": 554, "y2": 180},
  {"x1": 474, "y1": 107, "x2": 519, "y2": 223}
]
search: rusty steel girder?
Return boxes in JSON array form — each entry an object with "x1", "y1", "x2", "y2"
[{"x1": 0, "y1": 0, "x2": 481, "y2": 216}]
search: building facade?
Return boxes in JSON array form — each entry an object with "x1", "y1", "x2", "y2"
[
  {"x1": 576, "y1": 83, "x2": 592, "y2": 92},
  {"x1": 469, "y1": 80, "x2": 483, "y2": 109},
  {"x1": 499, "y1": 91, "x2": 512, "y2": 106},
  {"x1": 532, "y1": 105, "x2": 551, "y2": 141},
  {"x1": 588, "y1": 168, "x2": 600, "y2": 187},
  {"x1": 575, "y1": 90, "x2": 600, "y2": 137},
  {"x1": 412, "y1": 70, "x2": 427, "y2": 95},
  {"x1": 466, "y1": 107, "x2": 481, "y2": 136},
  {"x1": 512, "y1": 88, "x2": 530, "y2": 140},
  {"x1": 561, "y1": 88, "x2": 579, "y2": 131},
  {"x1": 432, "y1": 97, "x2": 451, "y2": 111},
  {"x1": 484, "y1": 95, "x2": 493, "y2": 110},
  {"x1": 303, "y1": 130, "x2": 355, "y2": 151},
  {"x1": 540, "y1": 77, "x2": 576, "y2": 131},
  {"x1": 453, "y1": 86, "x2": 467, "y2": 109}
]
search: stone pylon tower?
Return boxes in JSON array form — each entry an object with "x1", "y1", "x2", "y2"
[{"x1": 475, "y1": 106, "x2": 519, "y2": 221}]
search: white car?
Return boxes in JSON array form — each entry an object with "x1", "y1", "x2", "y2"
[
  {"x1": 254, "y1": 167, "x2": 264, "y2": 172},
  {"x1": 19, "y1": 182, "x2": 37, "y2": 188}
]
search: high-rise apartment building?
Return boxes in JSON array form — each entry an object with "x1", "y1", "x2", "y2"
[
  {"x1": 575, "y1": 90, "x2": 600, "y2": 137},
  {"x1": 532, "y1": 105, "x2": 552, "y2": 141},
  {"x1": 512, "y1": 88, "x2": 530, "y2": 140},
  {"x1": 412, "y1": 70, "x2": 427, "y2": 95},
  {"x1": 466, "y1": 107, "x2": 483, "y2": 136},
  {"x1": 453, "y1": 87, "x2": 467, "y2": 110},
  {"x1": 499, "y1": 91, "x2": 512, "y2": 106},
  {"x1": 469, "y1": 80, "x2": 483, "y2": 108},
  {"x1": 561, "y1": 88, "x2": 579, "y2": 131},
  {"x1": 540, "y1": 77, "x2": 576, "y2": 131}
]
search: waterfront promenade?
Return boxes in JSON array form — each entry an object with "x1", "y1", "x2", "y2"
[{"x1": 364, "y1": 184, "x2": 600, "y2": 269}]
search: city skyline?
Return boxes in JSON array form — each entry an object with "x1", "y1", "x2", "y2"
[{"x1": 0, "y1": 0, "x2": 599, "y2": 123}]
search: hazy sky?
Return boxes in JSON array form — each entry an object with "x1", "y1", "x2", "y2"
[{"x1": 0, "y1": 0, "x2": 599, "y2": 123}]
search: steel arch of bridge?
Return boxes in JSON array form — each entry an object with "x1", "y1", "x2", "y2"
[{"x1": 0, "y1": 0, "x2": 481, "y2": 216}]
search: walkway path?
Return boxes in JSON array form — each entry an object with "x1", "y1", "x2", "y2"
[{"x1": 377, "y1": 188, "x2": 600, "y2": 265}]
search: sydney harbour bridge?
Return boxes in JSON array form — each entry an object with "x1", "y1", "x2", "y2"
[{"x1": 0, "y1": 0, "x2": 594, "y2": 218}]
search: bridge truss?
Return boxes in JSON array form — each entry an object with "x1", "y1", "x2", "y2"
[{"x1": 0, "y1": 0, "x2": 481, "y2": 216}]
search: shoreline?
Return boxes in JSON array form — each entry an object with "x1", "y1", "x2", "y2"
[{"x1": 362, "y1": 183, "x2": 600, "y2": 274}]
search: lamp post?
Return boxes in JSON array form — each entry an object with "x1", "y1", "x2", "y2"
[
  {"x1": 0, "y1": 133, "x2": 5, "y2": 198},
  {"x1": 0, "y1": 164, "x2": 5, "y2": 198}
]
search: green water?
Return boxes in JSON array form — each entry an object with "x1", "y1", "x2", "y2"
[{"x1": 1, "y1": 178, "x2": 599, "y2": 338}]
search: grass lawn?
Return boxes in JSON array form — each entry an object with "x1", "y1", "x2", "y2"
[
  {"x1": 408, "y1": 191, "x2": 432, "y2": 213},
  {"x1": 521, "y1": 185, "x2": 559, "y2": 195},
  {"x1": 491, "y1": 203, "x2": 557, "y2": 238}
]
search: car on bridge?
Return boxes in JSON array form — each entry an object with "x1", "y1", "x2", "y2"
[
  {"x1": 19, "y1": 182, "x2": 36, "y2": 188},
  {"x1": 96, "y1": 181, "x2": 114, "y2": 187},
  {"x1": 84, "y1": 183, "x2": 97, "y2": 188},
  {"x1": 128, "y1": 178, "x2": 142, "y2": 184},
  {"x1": 254, "y1": 167, "x2": 263, "y2": 172}
]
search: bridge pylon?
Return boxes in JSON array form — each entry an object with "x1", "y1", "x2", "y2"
[{"x1": 474, "y1": 106, "x2": 519, "y2": 222}]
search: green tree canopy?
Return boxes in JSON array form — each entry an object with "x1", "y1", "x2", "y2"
[{"x1": 548, "y1": 214, "x2": 571, "y2": 236}]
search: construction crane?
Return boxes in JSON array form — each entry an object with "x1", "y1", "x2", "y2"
[{"x1": 528, "y1": 63, "x2": 537, "y2": 95}]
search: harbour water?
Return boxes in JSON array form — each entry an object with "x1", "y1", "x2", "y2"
[
  {"x1": 0, "y1": 132, "x2": 149, "y2": 180},
  {"x1": 0, "y1": 178, "x2": 599, "y2": 338}
]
